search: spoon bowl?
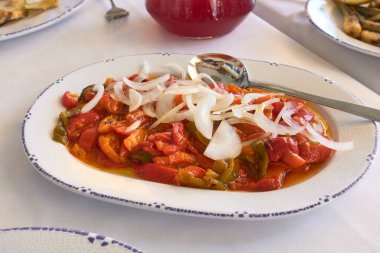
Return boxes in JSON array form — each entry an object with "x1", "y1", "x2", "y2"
[{"x1": 188, "y1": 53, "x2": 380, "y2": 122}]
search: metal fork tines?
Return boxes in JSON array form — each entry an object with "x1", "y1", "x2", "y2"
[{"x1": 105, "y1": 0, "x2": 129, "y2": 21}]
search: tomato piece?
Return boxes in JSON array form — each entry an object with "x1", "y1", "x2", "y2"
[
  {"x1": 66, "y1": 111, "x2": 101, "y2": 141},
  {"x1": 142, "y1": 142, "x2": 163, "y2": 157},
  {"x1": 225, "y1": 84, "x2": 245, "y2": 94},
  {"x1": 183, "y1": 166, "x2": 206, "y2": 178},
  {"x1": 319, "y1": 145, "x2": 333, "y2": 163},
  {"x1": 268, "y1": 137, "x2": 299, "y2": 162},
  {"x1": 98, "y1": 132, "x2": 122, "y2": 163},
  {"x1": 153, "y1": 152, "x2": 196, "y2": 167},
  {"x1": 95, "y1": 93, "x2": 125, "y2": 114},
  {"x1": 234, "y1": 123, "x2": 265, "y2": 136},
  {"x1": 172, "y1": 122, "x2": 186, "y2": 145},
  {"x1": 253, "y1": 95, "x2": 274, "y2": 104},
  {"x1": 281, "y1": 149, "x2": 306, "y2": 169},
  {"x1": 153, "y1": 156, "x2": 171, "y2": 165},
  {"x1": 254, "y1": 177, "x2": 282, "y2": 191},
  {"x1": 169, "y1": 152, "x2": 195, "y2": 166},
  {"x1": 195, "y1": 153, "x2": 214, "y2": 169},
  {"x1": 112, "y1": 120, "x2": 141, "y2": 136},
  {"x1": 98, "y1": 115, "x2": 118, "y2": 134},
  {"x1": 96, "y1": 148, "x2": 120, "y2": 168},
  {"x1": 78, "y1": 127, "x2": 98, "y2": 151},
  {"x1": 231, "y1": 180, "x2": 256, "y2": 191},
  {"x1": 123, "y1": 128, "x2": 147, "y2": 151},
  {"x1": 134, "y1": 163, "x2": 178, "y2": 185},
  {"x1": 173, "y1": 95, "x2": 184, "y2": 106},
  {"x1": 292, "y1": 108, "x2": 314, "y2": 126},
  {"x1": 155, "y1": 141, "x2": 179, "y2": 155},
  {"x1": 61, "y1": 91, "x2": 78, "y2": 110},
  {"x1": 272, "y1": 101, "x2": 285, "y2": 119},
  {"x1": 147, "y1": 132, "x2": 172, "y2": 143},
  {"x1": 267, "y1": 137, "x2": 288, "y2": 162},
  {"x1": 298, "y1": 141, "x2": 319, "y2": 163}
]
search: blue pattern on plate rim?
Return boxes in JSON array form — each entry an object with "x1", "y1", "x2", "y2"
[
  {"x1": 21, "y1": 52, "x2": 379, "y2": 220},
  {"x1": 0, "y1": 0, "x2": 86, "y2": 41},
  {"x1": 0, "y1": 227, "x2": 143, "y2": 252}
]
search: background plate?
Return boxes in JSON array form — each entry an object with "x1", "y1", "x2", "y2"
[
  {"x1": 306, "y1": 0, "x2": 380, "y2": 57},
  {"x1": 0, "y1": 0, "x2": 85, "y2": 41},
  {"x1": 22, "y1": 53, "x2": 378, "y2": 220}
]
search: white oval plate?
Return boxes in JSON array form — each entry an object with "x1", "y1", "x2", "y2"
[
  {"x1": 22, "y1": 53, "x2": 378, "y2": 220},
  {"x1": 0, "y1": 227, "x2": 142, "y2": 253},
  {"x1": 0, "y1": 0, "x2": 85, "y2": 42},
  {"x1": 306, "y1": 0, "x2": 380, "y2": 57}
]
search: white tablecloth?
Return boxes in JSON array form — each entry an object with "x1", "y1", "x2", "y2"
[
  {"x1": 254, "y1": 0, "x2": 380, "y2": 95},
  {"x1": 1, "y1": 1, "x2": 379, "y2": 252}
]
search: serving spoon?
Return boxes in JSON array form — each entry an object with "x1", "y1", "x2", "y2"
[{"x1": 188, "y1": 53, "x2": 380, "y2": 122}]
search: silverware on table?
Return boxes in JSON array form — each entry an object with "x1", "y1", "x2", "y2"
[
  {"x1": 188, "y1": 53, "x2": 380, "y2": 122},
  {"x1": 105, "y1": 0, "x2": 129, "y2": 21}
]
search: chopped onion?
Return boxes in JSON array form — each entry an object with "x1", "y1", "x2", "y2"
[
  {"x1": 123, "y1": 73, "x2": 170, "y2": 91},
  {"x1": 204, "y1": 120, "x2": 242, "y2": 160},
  {"x1": 175, "y1": 79, "x2": 207, "y2": 86},
  {"x1": 212, "y1": 93, "x2": 234, "y2": 111},
  {"x1": 150, "y1": 102, "x2": 186, "y2": 129},
  {"x1": 232, "y1": 107, "x2": 245, "y2": 118},
  {"x1": 185, "y1": 94, "x2": 196, "y2": 111},
  {"x1": 194, "y1": 94, "x2": 216, "y2": 139},
  {"x1": 167, "y1": 110, "x2": 194, "y2": 122},
  {"x1": 194, "y1": 73, "x2": 217, "y2": 87},
  {"x1": 81, "y1": 84, "x2": 104, "y2": 113},
  {"x1": 113, "y1": 81, "x2": 130, "y2": 105},
  {"x1": 226, "y1": 118, "x2": 255, "y2": 125},
  {"x1": 165, "y1": 63, "x2": 186, "y2": 79},
  {"x1": 156, "y1": 94, "x2": 174, "y2": 118},
  {"x1": 133, "y1": 60, "x2": 149, "y2": 82},
  {"x1": 210, "y1": 112, "x2": 235, "y2": 121},
  {"x1": 242, "y1": 93, "x2": 266, "y2": 104},
  {"x1": 305, "y1": 124, "x2": 353, "y2": 151},
  {"x1": 129, "y1": 89, "x2": 142, "y2": 112},
  {"x1": 196, "y1": 85, "x2": 225, "y2": 99},
  {"x1": 124, "y1": 120, "x2": 142, "y2": 133},
  {"x1": 142, "y1": 102, "x2": 157, "y2": 118},
  {"x1": 141, "y1": 86, "x2": 164, "y2": 105},
  {"x1": 250, "y1": 98, "x2": 305, "y2": 135},
  {"x1": 164, "y1": 84, "x2": 200, "y2": 95}
]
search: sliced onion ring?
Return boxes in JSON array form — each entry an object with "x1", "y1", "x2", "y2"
[
  {"x1": 123, "y1": 73, "x2": 170, "y2": 91},
  {"x1": 194, "y1": 94, "x2": 216, "y2": 139},
  {"x1": 306, "y1": 124, "x2": 353, "y2": 151},
  {"x1": 250, "y1": 98, "x2": 304, "y2": 136},
  {"x1": 81, "y1": 84, "x2": 104, "y2": 113},
  {"x1": 128, "y1": 89, "x2": 142, "y2": 112},
  {"x1": 204, "y1": 120, "x2": 242, "y2": 160}
]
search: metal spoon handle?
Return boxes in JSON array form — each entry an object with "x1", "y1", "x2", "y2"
[{"x1": 252, "y1": 82, "x2": 380, "y2": 122}]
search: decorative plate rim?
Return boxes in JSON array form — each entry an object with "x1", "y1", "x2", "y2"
[
  {"x1": 306, "y1": 0, "x2": 380, "y2": 58},
  {"x1": 0, "y1": 226, "x2": 143, "y2": 253},
  {"x1": 22, "y1": 52, "x2": 379, "y2": 220},
  {"x1": 0, "y1": 0, "x2": 86, "y2": 41}
]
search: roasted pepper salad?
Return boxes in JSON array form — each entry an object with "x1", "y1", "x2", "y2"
[{"x1": 53, "y1": 62, "x2": 353, "y2": 192}]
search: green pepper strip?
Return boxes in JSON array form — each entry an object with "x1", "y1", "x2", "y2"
[
  {"x1": 129, "y1": 151, "x2": 152, "y2": 163},
  {"x1": 53, "y1": 121, "x2": 68, "y2": 145},
  {"x1": 219, "y1": 158, "x2": 239, "y2": 184},
  {"x1": 245, "y1": 140, "x2": 269, "y2": 181},
  {"x1": 211, "y1": 160, "x2": 228, "y2": 175},
  {"x1": 185, "y1": 122, "x2": 209, "y2": 146}
]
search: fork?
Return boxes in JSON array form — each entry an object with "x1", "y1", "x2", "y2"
[{"x1": 105, "y1": 0, "x2": 129, "y2": 21}]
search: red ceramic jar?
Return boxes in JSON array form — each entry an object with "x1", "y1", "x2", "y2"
[{"x1": 146, "y1": 0, "x2": 255, "y2": 39}]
